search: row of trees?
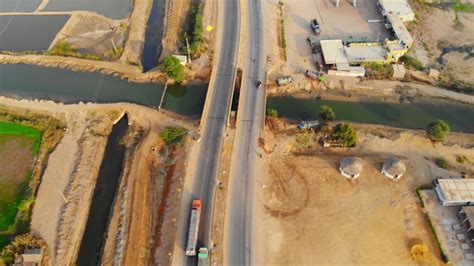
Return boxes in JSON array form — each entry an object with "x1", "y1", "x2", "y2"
[{"x1": 270, "y1": 104, "x2": 451, "y2": 146}]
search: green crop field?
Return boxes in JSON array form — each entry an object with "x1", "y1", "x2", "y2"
[{"x1": 0, "y1": 122, "x2": 41, "y2": 249}]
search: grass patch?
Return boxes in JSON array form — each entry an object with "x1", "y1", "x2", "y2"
[
  {"x1": 363, "y1": 62, "x2": 391, "y2": 78},
  {"x1": 0, "y1": 109, "x2": 65, "y2": 252},
  {"x1": 279, "y1": 3, "x2": 287, "y2": 61},
  {"x1": 399, "y1": 55, "x2": 424, "y2": 71},
  {"x1": 180, "y1": 3, "x2": 205, "y2": 58},
  {"x1": 434, "y1": 157, "x2": 450, "y2": 169},
  {"x1": 0, "y1": 122, "x2": 41, "y2": 155},
  {"x1": 456, "y1": 154, "x2": 468, "y2": 164},
  {"x1": 47, "y1": 40, "x2": 100, "y2": 60},
  {"x1": 160, "y1": 127, "x2": 188, "y2": 145}
]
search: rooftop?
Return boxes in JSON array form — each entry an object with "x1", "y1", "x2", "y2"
[
  {"x1": 463, "y1": 206, "x2": 474, "y2": 225},
  {"x1": 320, "y1": 40, "x2": 349, "y2": 65},
  {"x1": 377, "y1": 0, "x2": 415, "y2": 21},
  {"x1": 340, "y1": 157, "x2": 363, "y2": 176},
  {"x1": 436, "y1": 179, "x2": 474, "y2": 204},
  {"x1": 345, "y1": 45, "x2": 387, "y2": 62},
  {"x1": 387, "y1": 14, "x2": 413, "y2": 49}
]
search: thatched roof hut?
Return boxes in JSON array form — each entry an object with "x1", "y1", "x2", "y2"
[
  {"x1": 382, "y1": 158, "x2": 406, "y2": 179},
  {"x1": 339, "y1": 157, "x2": 362, "y2": 179}
]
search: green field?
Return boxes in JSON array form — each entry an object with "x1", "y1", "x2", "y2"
[{"x1": 0, "y1": 122, "x2": 41, "y2": 249}]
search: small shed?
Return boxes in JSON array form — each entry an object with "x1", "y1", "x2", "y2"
[
  {"x1": 172, "y1": 55, "x2": 188, "y2": 66},
  {"x1": 339, "y1": 157, "x2": 362, "y2": 179},
  {"x1": 381, "y1": 158, "x2": 406, "y2": 179},
  {"x1": 14, "y1": 248, "x2": 43, "y2": 266},
  {"x1": 391, "y1": 64, "x2": 406, "y2": 79}
]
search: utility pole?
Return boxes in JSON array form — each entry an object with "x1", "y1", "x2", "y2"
[{"x1": 185, "y1": 36, "x2": 192, "y2": 63}]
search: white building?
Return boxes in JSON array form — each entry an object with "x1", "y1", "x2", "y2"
[
  {"x1": 377, "y1": 0, "x2": 415, "y2": 22},
  {"x1": 172, "y1": 55, "x2": 188, "y2": 66},
  {"x1": 435, "y1": 179, "x2": 474, "y2": 206}
]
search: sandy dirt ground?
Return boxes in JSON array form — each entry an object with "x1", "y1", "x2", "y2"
[
  {"x1": 0, "y1": 97, "x2": 196, "y2": 265},
  {"x1": 256, "y1": 118, "x2": 474, "y2": 264},
  {"x1": 415, "y1": 5, "x2": 474, "y2": 85},
  {"x1": 51, "y1": 12, "x2": 128, "y2": 60},
  {"x1": 281, "y1": 0, "x2": 387, "y2": 74}
]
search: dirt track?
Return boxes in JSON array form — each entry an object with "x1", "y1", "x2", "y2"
[{"x1": 257, "y1": 120, "x2": 474, "y2": 264}]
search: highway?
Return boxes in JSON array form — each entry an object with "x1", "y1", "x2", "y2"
[
  {"x1": 224, "y1": 0, "x2": 265, "y2": 264},
  {"x1": 171, "y1": 0, "x2": 240, "y2": 265}
]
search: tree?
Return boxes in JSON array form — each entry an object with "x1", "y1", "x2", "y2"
[
  {"x1": 427, "y1": 120, "x2": 450, "y2": 141},
  {"x1": 332, "y1": 123, "x2": 357, "y2": 147},
  {"x1": 318, "y1": 105, "x2": 335, "y2": 123},
  {"x1": 159, "y1": 127, "x2": 188, "y2": 145},
  {"x1": 266, "y1": 108, "x2": 278, "y2": 118},
  {"x1": 162, "y1": 56, "x2": 185, "y2": 83}
]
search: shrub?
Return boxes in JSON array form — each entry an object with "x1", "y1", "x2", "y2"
[
  {"x1": 399, "y1": 55, "x2": 424, "y2": 71},
  {"x1": 318, "y1": 105, "x2": 335, "y2": 123},
  {"x1": 456, "y1": 154, "x2": 468, "y2": 164},
  {"x1": 295, "y1": 131, "x2": 312, "y2": 148},
  {"x1": 332, "y1": 123, "x2": 357, "y2": 147},
  {"x1": 434, "y1": 157, "x2": 450, "y2": 169},
  {"x1": 162, "y1": 56, "x2": 185, "y2": 83},
  {"x1": 266, "y1": 108, "x2": 278, "y2": 118},
  {"x1": 426, "y1": 120, "x2": 450, "y2": 141},
  {"x1": 159, "y1": 127, "x2": 188, "y2": 145}
]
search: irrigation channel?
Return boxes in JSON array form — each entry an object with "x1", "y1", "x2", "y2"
[
  {"x1": 0, "y1": 64, "x2": 206, "y2": 117},
  {"x1": 76, "y1": 114, "x2": 128, "y2": 266},
  {"x1": 267, "y1": 97, "x2": 474, "y2": 133},
  {"x1": 141, "y1": 0, "x2": 166, "y2": 71}
]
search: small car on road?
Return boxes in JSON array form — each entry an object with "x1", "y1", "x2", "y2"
[{"x1": 310, "y1": 19, "x2": 321, "y2": 35}]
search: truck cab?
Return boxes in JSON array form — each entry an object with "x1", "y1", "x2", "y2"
[{"x1": 198, "y1": 247, "x2": 209, "y2": 266}]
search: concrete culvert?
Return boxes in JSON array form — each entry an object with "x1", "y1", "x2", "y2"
[
  {"x1": 339, "y1": 157, "x2": 362, "y2": 180},
  {"x1": 382, "y1": 158, "x2": 406, "y2": 180}
]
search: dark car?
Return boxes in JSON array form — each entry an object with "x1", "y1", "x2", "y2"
[{"x1": 310, "y1": 19, "x2": 321, "y2": 35}]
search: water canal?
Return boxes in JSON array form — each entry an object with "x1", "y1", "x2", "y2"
[
  {"x1": 76, "y1": 114, "x2": 128, "y2": 266},
  {"x1": 141, "y1": 0, "x2": 166, "y2": 71},
  {"x1": 0, "y1": 64, "x2": 207, "y2": 116},
  {"x1": 267, "y1": 97, "x2": 474, "y2": 133}
]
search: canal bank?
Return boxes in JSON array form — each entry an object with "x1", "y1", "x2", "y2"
[
  {"x1": 267, "y1": 97, "x2": 474, "y2": 133},
  {"x1": 0, "y1": 64, "x2": 207, "y2": 116},
  {"x1": 76, "y1": 114, "x2": 128, "y2": 266}
]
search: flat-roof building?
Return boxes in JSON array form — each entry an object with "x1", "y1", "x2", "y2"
[
  {"x1": 387, "y1": 14, "x2": 413, "y2": 49},
  {"x1": 377, "y1": 0, "x2": 415, "y2": 22},
  {"x1": 435, "y1": 179, "x2": 474, "y2": 206}
]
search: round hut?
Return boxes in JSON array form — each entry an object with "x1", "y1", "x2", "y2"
[
  {"x1": 382, "y1": 158, "x2": 406, "y2": 179},
  {"x1": 339, "y1": 157, "x2": 362, "y2": 179}
]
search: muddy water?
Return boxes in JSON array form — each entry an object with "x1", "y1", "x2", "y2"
[
  {"x1": 76, "y1": 114, "x2": 128, "y2": 266},
  {"x1": 43, "y1": 0, "x2": 132, "y2": 20},
  {"x1": 142, "y1": 0, "x2": 166, "y2": 71},
  {"x1": 0, "y1": 15, "x2": 69, "y2": 52},
  {"x1": 0, "y1": 64, "x2": 208, "y2": 116},
  {"x1": 0, "y1": 0, "x2": 42, "y2": 12},
  {"x1": 268, "y1": 97, "x2": 474, "y2": 133}
]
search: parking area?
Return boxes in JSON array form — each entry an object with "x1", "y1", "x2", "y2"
[{"x1": 283, "y1": 0, "x2": 389, "y2": 72}]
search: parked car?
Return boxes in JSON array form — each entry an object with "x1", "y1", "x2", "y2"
[
  {"x1": 305, "y1": 70, "x2": 320, "y2": 80},
  {"x1": 307, "y1": 36, "x2": 318, "y2": 48},
  {"x1": 310, "y1": 19, "x2": 321, "y2": 35},
  {"x1": 276, "y1": 75, "x2": 294, "y2": 86}
]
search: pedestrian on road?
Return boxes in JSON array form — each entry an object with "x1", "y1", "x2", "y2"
[{"x1": 252, "y1": 59, "x2": 257, "y2": 64}]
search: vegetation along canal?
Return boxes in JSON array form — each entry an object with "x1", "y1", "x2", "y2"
[
  {"x1": 76, "y1": 114, "x2": 128, "y2": 266},
  {"x1": 0, "y1": 64, "x2": 206, "y2": 117},
  {"x1": 267, "y1": 97, "x2": 474, "y2": 133}
]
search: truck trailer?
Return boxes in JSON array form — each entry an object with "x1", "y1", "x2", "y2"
[{"x1": 185, "y1": 200, "x2": 202, "y2": 256}]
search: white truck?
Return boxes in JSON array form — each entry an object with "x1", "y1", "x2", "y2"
[
  {"x1": 198, "y1": 247, "x2": 209, "y2": 266},
  {"x1": 185, "y1": 200, "x2": 202, "y2": 256}
]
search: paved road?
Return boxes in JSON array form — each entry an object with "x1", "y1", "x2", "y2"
[
  {"x1": 171, "y1": 0, "x2": 240, "y2": 265},
  {"x1": 224, "y1": 0, "x2": 265, "y2": 264}
]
